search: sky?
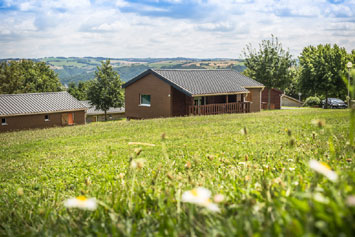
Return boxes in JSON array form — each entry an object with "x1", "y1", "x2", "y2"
[{"x1": 0, "y1": 0, "x2": 354, "y2": 59}]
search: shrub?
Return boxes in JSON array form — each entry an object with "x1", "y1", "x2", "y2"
[{"x1": 303, "y1": 96, "x2": 321, "y2": 107}]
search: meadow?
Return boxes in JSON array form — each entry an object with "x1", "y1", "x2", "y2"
[{"x1": 0, "y1": 109, "x2": 354, "y2": 236}]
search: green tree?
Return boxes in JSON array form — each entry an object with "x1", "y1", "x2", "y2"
[
  {"x1": 67, "y1": 81, "x2": 91, "y2": 100},
  {"x1": 299, "y1": 44, "x2": 349, "y2": 107},
  {"x1": 243, "y1": 35, "x2": 295, "y2": 109},
  {"x1": 87, "y1": 60, "x2": 124, "y2": 121},
  {"x1": 0, "y1": 60, "x2": 62, "y2": 94},
  {"x1": 284, "y1": 66, "x2": 301, "y2": 99}
]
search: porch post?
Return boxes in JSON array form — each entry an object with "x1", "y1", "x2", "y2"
[{"x1": 226, "y1": 95, "x2": 229, "y2": 103}]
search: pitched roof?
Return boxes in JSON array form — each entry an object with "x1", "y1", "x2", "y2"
[
  {"x1": 0, "y1": 91, "x2": 87, "y2": 117},
  {"x1": 281, "y1": 94, "x2": 303, "y2": 104},
  {"x1": 122, "y1": 69, "x2": 264, "y2": 96},
  {"x1": 80, "y1": 100, "x2": 125, "y2": 115}
]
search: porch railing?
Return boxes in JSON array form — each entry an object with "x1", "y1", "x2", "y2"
[{"x1": 188, "y1": 102, "x2": 250, "y2": 115}]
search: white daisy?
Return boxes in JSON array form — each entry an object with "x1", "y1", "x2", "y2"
[
  {"x1": 130, "y1": 159, "x2": 145, "y2": 169},
  {"x1": 309, "y1": 160, "x2": 338, "y2": 182},
  {"x1": 213, "y1": 194, "x2": 225, "y2": 203},
  {"x1": 346, "y1": 195, "x2": 355, "y2": 206},
  {"x1": 182, "y1": 187, "x2": 220, "y2": 212},
  {"x1": 64, "y1": 196, "x2": 97, "y2": 211}
]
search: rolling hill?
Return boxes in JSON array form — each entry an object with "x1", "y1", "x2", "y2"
[{"x1": 37, "y1": 57, "x2": 246, "y2": 85}]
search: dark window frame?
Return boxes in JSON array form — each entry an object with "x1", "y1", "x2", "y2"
[
  {"x1": 140, "y1": 94, "x2": 151, "y2": 107},
  {"x1": 1, "y1": 118, "x2": 7, "y2": 125},
  {"x1": 44, "y1": 114, "x2": 50, "y2": 121}
]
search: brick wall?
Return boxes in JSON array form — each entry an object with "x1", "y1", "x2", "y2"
[
  {"x1": 261, "y1": 88, "x2": 282, "y2": 109},
  {"x1": 245, "y1": 88, "x2": 262, "y2": 112},
  {"x1": 125, "y1": 73, "x2": 172, "y2": 119},
  {"x1": 0, "y1": 110, "x2": 86, "y2": 132}
]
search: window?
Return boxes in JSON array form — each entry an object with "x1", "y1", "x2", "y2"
[
  {"x1": 1, "y1": 118, "x2": 7, "y2": 125},
  {"x1": 44, "y1": 114, "x2": 50, "y2": 121},
  {"x1": 140, "y1": 94, "x2": 151, "y2": 106},
  {"x1": 109, "y1": 115, "x2": 113, "y2": 119}
]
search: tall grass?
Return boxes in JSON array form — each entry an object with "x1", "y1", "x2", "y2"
[{"x1": 0, "y1": 109, "x2": 354, "y2": 236}]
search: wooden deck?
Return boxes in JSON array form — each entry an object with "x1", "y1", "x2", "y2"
[{"x1": 188, "y1": 102, "x2": 250, "y2": 115}]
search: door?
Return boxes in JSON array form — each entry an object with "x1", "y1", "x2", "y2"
[
  {"x1": 68, "y1": 113, "x2": 74, "y2": 125},
  {"x1": 194, "y1": 97, "x2": 202, "y2": 114},
  {"x1": 62, "y1": 113, "x2": 74, "y2": 125}
]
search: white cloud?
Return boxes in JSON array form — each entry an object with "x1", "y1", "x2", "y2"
[{"x1": 0, "y1": 0, "x2": 354, "y2": 58}]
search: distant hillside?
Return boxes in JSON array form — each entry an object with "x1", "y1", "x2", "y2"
[{"x1": 1, "y1": 57, "x2": 246, "y2": 85}]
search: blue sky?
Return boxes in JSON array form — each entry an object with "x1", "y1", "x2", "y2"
[{"x1": 0, "y1": 0, "x2": 354, "y2": 58}]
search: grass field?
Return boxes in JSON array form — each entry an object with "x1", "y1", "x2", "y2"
[{"x1": 0, "y1": 109, "x2": 354, "y2": 236}]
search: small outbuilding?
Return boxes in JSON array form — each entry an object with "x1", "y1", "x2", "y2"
[
  {"x1": 281, "y1": 94, "x2": 303, "y2": 107},
  {"x1": 261, "y1": 88, "x2": 283, "y2": 109},
  {"x1": 0, "y1": 91, "x2": 87, "y2": 132},
  {"x1": 122, "y1": 69, "x2": 264, "y2": 119},
  {"x1": 81, "y1": 100, "x2": 125, "y2": 123}
]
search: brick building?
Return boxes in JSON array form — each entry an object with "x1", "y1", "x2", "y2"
[
  {"x1": 81, "y1": 100, "x2": 125, "y2": 123},
  {"x1": 0, "y1": 91, "x2": 87, "y2": 132},
  {"x1": 261, "y1": 88, "x2": 283, "y2": 109},
  {"x1": 123, "y1": 69, "x2": 264, "y2": 119}
]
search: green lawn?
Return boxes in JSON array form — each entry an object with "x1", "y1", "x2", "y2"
[{"x1": 0, "y1": 109, "x2": 354, "y2": 236}]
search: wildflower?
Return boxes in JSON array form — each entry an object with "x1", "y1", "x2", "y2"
[
  {"x1": 273, "y1": 177, "x2": 283, "y2": 184},
  {"x1": 131, "y1": 159, "x2": 145, "y2": 169},
  {"x1": 309, "y1": 160, "x2": 338, "y2": 182},
  {"x1": 313, "y1": 193, "x2": 329, "y2": 204},
  {"x1": 64, "y1": 196, "x2": 97, "y2": 210},
  {"x1": 185, "y1": 161, "x2": 192, "y2": 169},
  {"x1": 207, "y1": 155, "x2": 214, "y2": 161},
  {"x1": 240, "y1": 127, "x2": 248, "y2": 135},
  {"x1": 311, "y1": 119, "x2": 325, "y2": 128},
  {"x1": 213, "y1": 194, "x2": 224, "y2": 203},
  {"x1": 85, "y1": 177, "x2": 92, "y2": 186},
  {"x1": 254, "y1": 183, "x2": 261, "y2": 189},
  {"x1": 289, "y1": 167, "x2": 295, "y2": 171},
  {"x1": 346, "y1": 195, "x2": 355, "y2": 206},
  {"x1": 128, "y1": 142, "x2": 155, "y2": 147},
  {"x1": 134, "y1": 148, "x2": 142, "y2": 156},
  {"x1": 16, "y1": 187, "x2": 24, "y2": 196},
  {"x1": 312, "y1": 132, "x2": 317, "y2": 139},
  {"x1": 119, "y1": 173, "x2": 125, "y2": 179},
  {"x1": 167, "y1": 172, "x2": 174, "y2": 180},
  {"x1": 182, "y1": 187, "x2": 220, "y2": 212}
]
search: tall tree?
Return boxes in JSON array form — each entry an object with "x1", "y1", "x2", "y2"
[
  {"x1": 87, "y1": 60, "x2": 124, "y2": 121},
  {"x1": 67, "y1": 81, "x2": 91, "y2": 100},
  {"x1": 284, "y1": 66, "x2": 301, "y2": 99},
  {"x1": 243, "y1": 35, "x2": 295, "y2": 109},
  {"x1": 0, "y1": 60, "x2": 62, "y2": 94},
  {"x1": 298, "y1": 44, "x2": 348, "y2": 107}
]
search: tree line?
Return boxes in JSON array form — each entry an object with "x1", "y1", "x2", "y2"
[
  {"x1": 1, "y1": 38, "x2": 354, "y2": 112},
  {"x1": 0, "y1": 59, "x2": 124, "y2": 120},
  {"x1": 243, "y1": 35, "x2": 355, "y2": 108}
]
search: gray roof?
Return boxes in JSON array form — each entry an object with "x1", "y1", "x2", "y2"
[
  {"x1": 0, "y1": 91, "x2": 87, "y2": 116},
  {"x1": 81, "y1": 101, "x2": 125, "y2": 115},
  {"x1": 123, "y1": 69, "x2": 264, "y2": 96}
]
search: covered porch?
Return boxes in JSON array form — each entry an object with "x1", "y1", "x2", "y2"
[{"x1": 187, "y1": 93, "x2": 251, "y2": 115}]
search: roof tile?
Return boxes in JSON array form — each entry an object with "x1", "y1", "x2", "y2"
[{"x1": 0, "y1": 91, "x2": 87, "y2": 116}]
